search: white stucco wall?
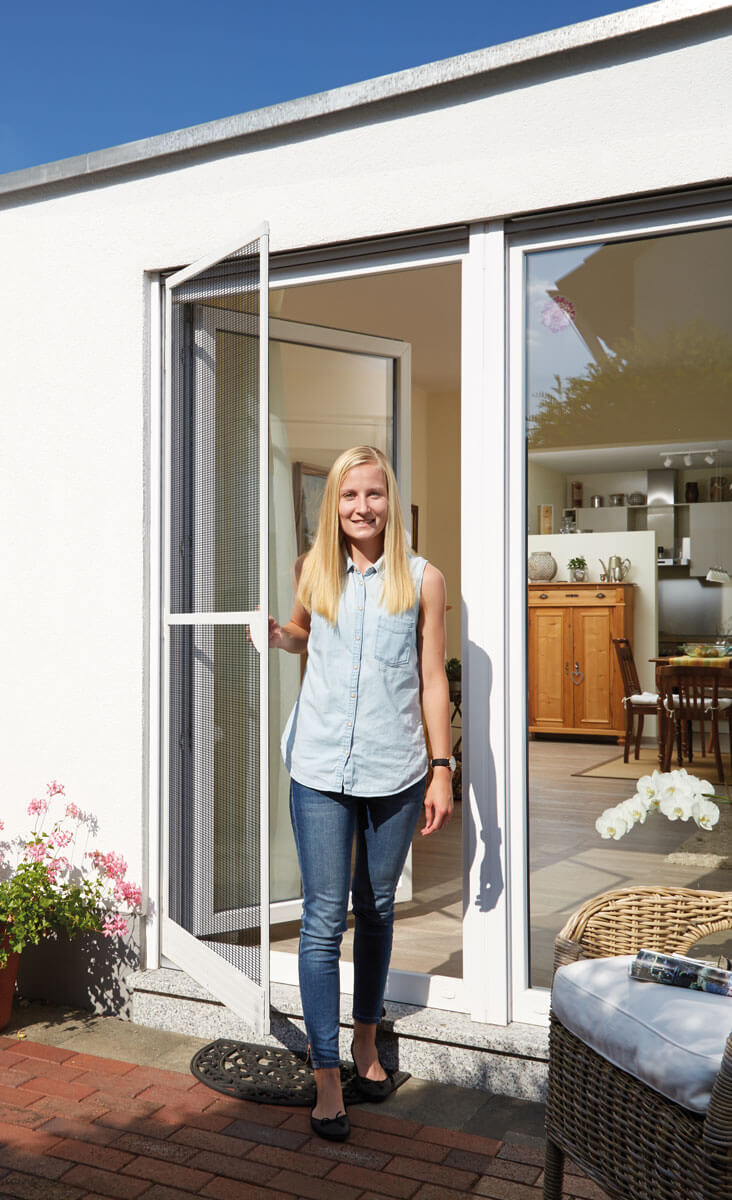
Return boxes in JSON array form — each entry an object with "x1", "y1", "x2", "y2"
[{"x1": 1, "y1": 10, "x2": 730, "y2": 912}]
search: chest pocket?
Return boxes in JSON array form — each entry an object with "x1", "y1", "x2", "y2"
[{"x1": 374, "y1": 614, "x2": 415, "y2": 666}]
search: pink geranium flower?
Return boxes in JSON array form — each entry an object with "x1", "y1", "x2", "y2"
[
  {"x1": 101, "y1": 913, "x2": 129, "y2": 939},
  {"x1": 27, "y1": 798, "x2": 49, "y2": 817}
]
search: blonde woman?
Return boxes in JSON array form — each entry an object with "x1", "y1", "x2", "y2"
[{"x1": 269, "y1": 445, "x2": 453, "y2": 1141}]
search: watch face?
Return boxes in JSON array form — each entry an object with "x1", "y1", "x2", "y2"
[{"x1": 448, "y1": 756, "x2": 456, "y2": 772}]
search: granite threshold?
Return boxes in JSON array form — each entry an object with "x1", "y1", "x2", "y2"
[{"x1": 127, "y1": 967, "x2": 549, "y2": 1102}]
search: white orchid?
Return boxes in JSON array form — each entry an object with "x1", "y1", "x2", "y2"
[
  {"x1": 596, "y1": 772, "x2": 725, "y2": 840},
  {"x1": 636, "y1": 772, "x2": 664, "y2": 811},
  {"x1": 596, "y1": 808, "x2": 630, "y2": 839},
  {"x1": 692, "y1": 798, "x2": 721, "y2": 830},
  {"x1": 619, "y1": 796, "x2": 648, "y2": 825}
]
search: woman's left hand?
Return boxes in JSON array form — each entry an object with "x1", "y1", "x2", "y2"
[{"x1": 422, "y1": 772, "x2": 454, "y2": 836}]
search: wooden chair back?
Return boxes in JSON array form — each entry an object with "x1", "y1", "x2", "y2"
[
  {"x1": 612, "y1": 637, "x2": 641, "y2": 698},
  {"x1": 658, "y1": 665, "x2": 721, "y2": 719}
]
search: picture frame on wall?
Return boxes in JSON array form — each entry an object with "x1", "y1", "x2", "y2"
[
  {"x1": 293, "y1": 462, "x2": 329, "y2": 554},
  {"x1": 538, "y1": 503, "x2": 553, "y2": 535}
]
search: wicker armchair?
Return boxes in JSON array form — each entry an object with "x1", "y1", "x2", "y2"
[{"x1": 545, "y1": 886, "x2": 732, "y2": 1200}]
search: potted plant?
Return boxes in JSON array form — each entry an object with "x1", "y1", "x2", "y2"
[
  {"x1": 567, "y1": 555, "x2": 588, "y2": 582},
  {"x1": 0, "y1": 781, "x2": 141, "y2": 1029},
  {"x1": 445, "y1": 657, "x2": 461, "y2": 704}
]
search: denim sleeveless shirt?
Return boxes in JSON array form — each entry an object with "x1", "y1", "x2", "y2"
[{"x1": 281, "y1": 554, "x2": 428, "y2": 796}]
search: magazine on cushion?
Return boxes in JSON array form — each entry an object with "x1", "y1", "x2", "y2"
[{"x1": 629, "y1": 948, "x2": 732, "y2": 997}]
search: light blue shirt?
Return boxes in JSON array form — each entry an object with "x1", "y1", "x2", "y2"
[{"x1": 281, "y1": 554, "x2": 429, "y2": 796}]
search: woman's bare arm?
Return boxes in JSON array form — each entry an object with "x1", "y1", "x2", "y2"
[
  {"x1": 417, "y1": 564, "x2": 454, "y2": 835},
  {"x1": 269, "y1": 559, "x2": 311, "y2": 654}
]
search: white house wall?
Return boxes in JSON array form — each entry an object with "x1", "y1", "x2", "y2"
[{"x1": 1, "y1": 11, "x2": 731, "y2": 913}]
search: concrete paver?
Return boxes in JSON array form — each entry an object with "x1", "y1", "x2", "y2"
[{"x1": 0, "y1": 1005, "x2": 611, "y2": 1198}]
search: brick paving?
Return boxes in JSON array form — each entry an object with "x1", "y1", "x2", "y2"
[{"x1": 0, "y1": 1037, "x2": 611, "y2": 1199}]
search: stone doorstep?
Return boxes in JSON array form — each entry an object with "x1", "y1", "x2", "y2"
[{"x1": 127, "y1": 968, "x2": 549, "y2": 1102}]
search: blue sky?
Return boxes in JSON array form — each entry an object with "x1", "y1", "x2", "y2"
[{"x1": 3, "y1": 0, "x2": 647, "y2": 175}]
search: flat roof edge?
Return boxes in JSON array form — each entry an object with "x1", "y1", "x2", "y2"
[{"x1": 2, "y1": 0, "x2": 730, "y2": 197}]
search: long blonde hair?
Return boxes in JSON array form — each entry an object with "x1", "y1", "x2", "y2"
[{"x1": 297, "y1": 446, "x2": 416, "y2": 625}]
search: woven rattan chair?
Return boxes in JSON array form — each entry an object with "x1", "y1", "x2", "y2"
[
  {"x1": 612, "y1": 637, "x2": 659, "y2": 762},
  {"x1": 544, "y1": 886, "x2": 732, "y2": 1200}
]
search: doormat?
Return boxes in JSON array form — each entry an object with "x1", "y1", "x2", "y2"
[
  {"x1": 573, "y1": 747, "x2": 727, "y2": 782},
  {"x1": 190, "y1": 1039, "x2": 410, "y2": 1106}
]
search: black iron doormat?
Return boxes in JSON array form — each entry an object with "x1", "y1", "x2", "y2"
[{"x1": 190, "y1": 1039, "x2": 410, "y2": 1106}]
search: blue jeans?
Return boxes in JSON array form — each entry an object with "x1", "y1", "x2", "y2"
[{"x1": 289, "y1": 776, "x2": 426, "y2": 1069}]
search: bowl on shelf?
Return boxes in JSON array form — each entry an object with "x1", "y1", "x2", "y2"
[
  {"x1": 628, "y1": 492, "x2": 646, "y2": 506},
  {"x1": 680, "y1": 642, "x2": 732, "y2": 658},
  {"x1": 609, "y1": 493, "x2": 625, "y2": 506}
]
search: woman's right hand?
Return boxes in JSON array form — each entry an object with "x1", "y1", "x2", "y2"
[{"x1": 269, "y1": 615, "x2": 285, "y2": 649}]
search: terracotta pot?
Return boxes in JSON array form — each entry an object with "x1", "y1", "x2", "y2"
[{"x1": 0, "y1": 936, "x2": 19, "y2": 1031}]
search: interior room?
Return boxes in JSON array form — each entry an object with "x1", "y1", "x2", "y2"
[
  {"x1": 263, "y1": 262, "x2": 464, "y2": 984},
  {"x1": 525, "y1": 224, "x2": 732, "y2": 987}
]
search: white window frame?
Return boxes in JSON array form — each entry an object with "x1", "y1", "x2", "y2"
[
  {"x1": 146, "y1": 225, "x2": 514, "y2": 1023},
  {"x1": 507, "y1": 200, "x2": 732, "y2": 1026}
]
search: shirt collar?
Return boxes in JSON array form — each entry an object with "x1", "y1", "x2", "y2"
[{"x1": 346, "y1": 554, "x2": 385, "y2": 577}]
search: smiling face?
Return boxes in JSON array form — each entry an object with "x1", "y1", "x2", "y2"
[{"x1": 338, "y1": 461, "x2": 389, "y2": 552}]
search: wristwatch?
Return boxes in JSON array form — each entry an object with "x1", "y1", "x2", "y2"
[{"x1": 430, "y1": 756, "x2": 456, "y2": 772}]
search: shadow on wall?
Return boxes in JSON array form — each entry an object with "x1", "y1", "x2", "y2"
[
  {"x1": 463, "y1": 602, "x2": 504, "y2": 915},
  {"x1": 16, "y1": 920, "x2": 141, "y2": 1018}
]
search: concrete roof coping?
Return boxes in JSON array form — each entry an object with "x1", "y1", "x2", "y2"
[{"x1": 2, "y1": 0, "x2": 730, "y2": 197}]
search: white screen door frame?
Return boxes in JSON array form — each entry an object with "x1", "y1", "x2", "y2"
[{"x1": 161, "y1": 224, "x2": 270, "y2": 1034}]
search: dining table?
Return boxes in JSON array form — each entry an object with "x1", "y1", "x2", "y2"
[{"x1": 649, "y1": 655, "x2": 732, "y2": 769}]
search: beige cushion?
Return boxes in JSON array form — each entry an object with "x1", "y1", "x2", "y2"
[
  {"x1": 552, "y1": 956, "x2": 732, "y2": 1113},
  {"x1": 628, "y1": 692, "x2": 658, "y2": 705}
]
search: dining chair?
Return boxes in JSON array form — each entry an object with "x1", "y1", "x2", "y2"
[
  {"x1": 658, "y1": 665, "x2": 732, "y2": 783},
  {"x1": 612, "y1": 637, "x2": 659, "y2": 762}
]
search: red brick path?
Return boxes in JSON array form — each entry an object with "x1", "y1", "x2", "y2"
[{"x1": 0, "y1": 1037, "x2": 610, "y2": 1199}]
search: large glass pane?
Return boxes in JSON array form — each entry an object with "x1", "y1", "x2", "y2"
[{"x1": 525, "y1": 224, "x2": 732, "y2": 988}]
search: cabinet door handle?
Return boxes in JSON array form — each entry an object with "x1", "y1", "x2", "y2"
[
  {"x1": 595, "y1": 592, "x2": 606, "y2": 598},
  {"x1": 565, "y1": 593, "x2": 579, "y2": 597},
  {"x1": 539, "y1": 593, "x2": 548, "y2": 599},
  {"x1": 571, "y1": 662, "x2": 584, "y2": 685},
  {"x1": 564, "y1": 662, "x2": 569, "y2": 674}
]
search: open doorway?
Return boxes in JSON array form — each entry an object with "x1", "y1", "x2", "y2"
[{"x1": 266, "y1": 262, "x2": 463, "y2": 995}]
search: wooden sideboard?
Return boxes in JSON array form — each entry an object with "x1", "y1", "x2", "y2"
[{"x1": 528, "y1": 582, "x2": 635, "y2": 738}]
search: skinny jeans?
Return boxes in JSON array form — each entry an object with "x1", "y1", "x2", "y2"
[{"x1": 289, "y1": 775, "x2": 426, "y2": 1069}]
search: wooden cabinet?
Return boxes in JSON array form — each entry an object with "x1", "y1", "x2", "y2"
[{"x1": 528, "y1": 583, "x2": 634, "y2": 737}]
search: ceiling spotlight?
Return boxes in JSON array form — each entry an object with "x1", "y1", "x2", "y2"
[
  {"x1": 705, "y1": 453, "x2": 716, "y2": 465},
  {"x1": 663, "y1": 455, "x2": 673, "y2": 467},
  {"x1": 683, "y1": 452, "x2": 693, "y2": 467}
]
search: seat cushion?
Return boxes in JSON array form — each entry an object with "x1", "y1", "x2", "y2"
[
  {"x1": 629, "y1": 692, "x2": 658, "y2": 705},
  {"x1": 552, "y1": 956, "x2": 732, "y2": 1113},
  {"x1": 666, "y1": 696, "x2": 732, "y2": 710}
]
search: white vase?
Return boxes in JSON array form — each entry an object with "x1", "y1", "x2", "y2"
[{"x1": 528, "y1": 551, "x2": 557, "y2": 582}]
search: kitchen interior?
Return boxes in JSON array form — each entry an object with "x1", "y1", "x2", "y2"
[{"x1": 524, "y1": 222, "x2": 732, "y2": 988}]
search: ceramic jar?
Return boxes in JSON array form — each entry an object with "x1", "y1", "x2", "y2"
[{"x1": 528, "y1": 550, "x2": 557, "y2": 582}]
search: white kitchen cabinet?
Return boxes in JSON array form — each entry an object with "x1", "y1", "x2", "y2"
[{"x1": 688, "y1": 502, "x2": 732, "y2": 577}]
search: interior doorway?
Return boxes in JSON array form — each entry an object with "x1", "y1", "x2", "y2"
[{"x1": 267, "y1": 261, "x2": 463, "y2": 998}]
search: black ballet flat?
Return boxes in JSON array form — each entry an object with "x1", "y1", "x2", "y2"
[
  {"x1": 350, "y1": 1040, "x2": 397, "y2": 1102},
  {"x1": 310, "y1": 1109, "x2": 350, "y2": 1141}
]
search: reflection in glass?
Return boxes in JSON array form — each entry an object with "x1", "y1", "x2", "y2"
[{"x1": 525, "y1": 224, "x2": 732, "y2": 988}]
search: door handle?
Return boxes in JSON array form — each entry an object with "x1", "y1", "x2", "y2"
[
  {"x1": 571, "y1": 662, "x2": 584, "y2": 685},
  {"x1": 564, "y1": 662, "x2": 569, "y2": 674}
]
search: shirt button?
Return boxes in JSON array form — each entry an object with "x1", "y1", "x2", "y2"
[
  {"x1": 353, "y1": 665, "x2": 358, "y2": 670},
  {"x1": 351, "y1": 692, "x2": 355, "y2": 698},
  {"x1": 355, "y1": 635, "x2": 360, "y2": 640},
  {"x1": 359, "y1": 606, "x2": 363, "y2": 611},
  {"x1": 347, "y1": 721, "x2": 352, "y2": 727}
]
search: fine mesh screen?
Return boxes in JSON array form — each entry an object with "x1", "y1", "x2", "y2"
[
  {"x1": 167, "y1": 237, "x2": 264, "y2": 994},
  {"x1": 168, "y1": 624, "x2": 261, "y2": 983},
  {"x1": 170, "y1": 241, "x2": 260, "y2": 614}
]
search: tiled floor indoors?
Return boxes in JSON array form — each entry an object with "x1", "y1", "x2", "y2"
[{"x1": 0, "y1": 1004, "x2": 612, "y2": 1199}]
